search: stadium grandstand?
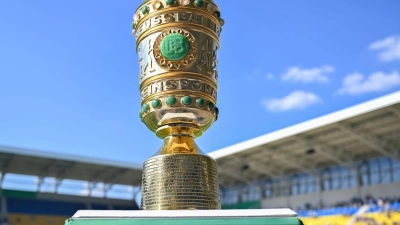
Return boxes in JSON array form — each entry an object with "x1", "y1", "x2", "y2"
[
  {"x1": 1, "y1": 91, "x2": 400, "y2": 225},
  {"x1": 0, "y1": 148, "x2": 142, "y2": 224}
]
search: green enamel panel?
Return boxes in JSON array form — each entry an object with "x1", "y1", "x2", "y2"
[
  {"x1": 66, "y1": 217, "x2": 302, "y2": 225},
  {"x1": 160, "y1": 33, "x2": 190, "y2": 61}
]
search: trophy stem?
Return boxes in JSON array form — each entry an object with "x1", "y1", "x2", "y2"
[{"x1": 141, "y1": 125, "x2": 221, "y2": 210}]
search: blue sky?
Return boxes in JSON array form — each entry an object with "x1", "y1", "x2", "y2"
[{"x1": 1, "y1": 0, "x2": 400, "y2": 166}]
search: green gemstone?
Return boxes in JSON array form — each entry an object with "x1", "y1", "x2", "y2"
[
  {"x1": 132, "y1": 22, "x2": 135, "y2": 30},
  {"x1": 195, "y1": 0, "x2": 204, "y2": 7},
  {"x1": 196, "y1": 98, "x2": 205, "y2": 108},
  {"x1": 160, "y1": 33, "x2": 190, "y2": 61},
  {"x1": 141, "y1": 5, "x2": 148, "y2": 14},
  {"x1": 208, "y1": 102, "x2": 215, "y2": 111},
  {"x1": 181, "y1": 96, "x2": 192, "y2": 106},
  {"x1": 152, "y1": 99, "x2": 161, "y2": 109},
  {"x1": 166, "y1": 0, "x2": 175, "y2": 5},
  {"x1": 215, "y1": 11, "x2": 221, "y2": 19},
  {"x1": 166, "y1": 96, "x2": 176, "y2": 106},
  {"x1": 142, "y1": 103, "x2": 149, "y2": 113},
  {"x1": 139, "y1": 110, "x2": 142, "y2": 119}
]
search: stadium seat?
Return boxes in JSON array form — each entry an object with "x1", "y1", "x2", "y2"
[
  {"x1": 8, "y1": 213, "x2": 69, "y2": 225},
  {"x1": 301, "y1": 212, "x2": 400, "y2": 225}
]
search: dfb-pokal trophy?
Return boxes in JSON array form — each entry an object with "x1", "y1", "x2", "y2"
[{"x1": 67, "y1": 0, "x2": 302, "y2": 224}]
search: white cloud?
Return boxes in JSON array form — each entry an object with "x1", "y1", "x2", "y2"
[
  {"x1": 253, "y1": 68, "x2": 262, "y2": 75},
  {"x1": 282, "y1": 65, "x2": 334, "y2": 83},
  {"x1": 261, "y1": 91, "x2": 321, "y2": 112},
  {"x1": 266, "y1": 73, "x2": 275, "y2": 80},
  {"x1": 369, "y1": 35, "x2": 400, "y2": 62},
  {"x1": 338, "y1": 71, "x2": 400, "y2": 95}
]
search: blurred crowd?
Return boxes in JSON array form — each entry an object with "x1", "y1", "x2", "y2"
[{"x1": 298, "y1": 195, "x2": 400, "y2": 219}]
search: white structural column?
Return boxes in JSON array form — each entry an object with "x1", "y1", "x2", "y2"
[
  {"x1": 36, "y1": 177, "x2": 45, "y2": 192},
  {"x1": 87, "y1": 182, "x2": 97, "y2": 197},
  {"x1": 0, "y1": 196, "x2": 7, "y2": 223},
  {"x1": 53, "y1": 178, "x2": 63, "y2": 193},
  {"x1": 0, "y1": 172, "x2": 7, "y2": 222},
  {"x1": 0, "y1": 172, "x2": 4, "y2": 188},
  {"x1": 356, "y1": 165, "x2": 363, "y2": 198},
  {"x1": 103, "y1": 184, "x2": 113, "y2": 198}
]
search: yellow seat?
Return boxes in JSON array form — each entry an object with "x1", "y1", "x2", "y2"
[
  {"x1": 301, "y1": 212, "x2": 400, "y2": 225},
  {"x1": 8, "y1": 213, "x2": 69, "y2": 225}
]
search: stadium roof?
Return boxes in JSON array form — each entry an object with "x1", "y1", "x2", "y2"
[
  {"x1": 210, "y1": 91, "x2": 400, "y2": 186},
  {"x1": 0, "y1": 145, "x2": 143, "y2": 186},
  {"x1": 1, "y1": 91, "x2": 400, "y2": 188}
]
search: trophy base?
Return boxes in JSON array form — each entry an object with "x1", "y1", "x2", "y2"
[
  {"x1": 141, "y1": 153, "x2": 221, "y2": 210},
  {"x1": 67, "y1": 209, "x2": 303, "y2": 225},
  {"x1": 140, "y1": 132, "x2": 221, "y2": 210}
]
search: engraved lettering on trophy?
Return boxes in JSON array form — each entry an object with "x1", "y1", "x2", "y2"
[
  {"x1": 141, "y1": 78, "x2": 217, "y2": 100},
  {"x1": 141, "y1": 86, "x2": 149, "y2": 99},
  {"x1": 151, "y1": 81, "x2": 163, "y2": 93},
  {"x1": 192, "y1": 81, "x2": 202, "y2": 90},
  {"x1": 178, "y1": 12, "x2": 187, "y2": 21},
  {"x1": 188, "y1": 13, "x2": 199, "y2": 23},
  {"x1": 136, "y1": 12, "x2": 220, "y2": 39},
  {"x1": 142, "y1": 19, "x2": 151, "y2": 30},
  {"x1": 164, "y1": 12, "x2": 177, "y2": 22},
  {"x1": 214, "y1": 23, "x2": 221, "y2": 36},
  {"x1": 165, "y1": 80, "x2": 177, "y2": 90},
  {"x1": 139, "y1": 39, "x2": 155, "y2": 79},
  {"x1": 197, "y1": 39, "x2": 218, "y2": 79},
  {"x1": 201, "y1": 16, "x2": 212, "y2": 28},
  {"x1": 151, "y1": 15, "x2": 162, "y2": 25},
  {"x1": 180, "y1": 79, "x2": 190, "y2": 90}
]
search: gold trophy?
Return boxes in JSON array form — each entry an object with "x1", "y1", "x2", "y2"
[
  {"x1": 68, "y1": 1, "x2": 300, "y2": 224},
  {"x1": 133, "y1": 0, "x2": 224, "y2": 210}
]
